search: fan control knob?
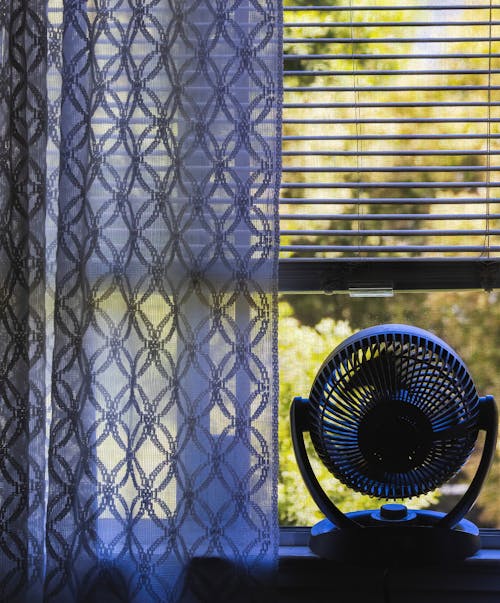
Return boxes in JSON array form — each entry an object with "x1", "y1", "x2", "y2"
[{"x1": 380, "y1": 503, "x2": 408, "y2": 520}]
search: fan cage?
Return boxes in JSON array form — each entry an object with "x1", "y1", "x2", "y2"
[{"x1": 309, "y1": 325, "x2": 480, "y2": 499}]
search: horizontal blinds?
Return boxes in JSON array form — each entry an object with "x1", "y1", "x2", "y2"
[{"x1": 281, "y1": 1, "x2": 500, "y2": 268}]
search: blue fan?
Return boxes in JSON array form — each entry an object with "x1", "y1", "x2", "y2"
[{"x1": 291, "y1": 324, "x2": 497, "y2": 563}]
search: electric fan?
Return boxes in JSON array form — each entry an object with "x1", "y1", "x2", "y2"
[{"x1": 291, "y1": 324, "x2": 498, "y2": 563}]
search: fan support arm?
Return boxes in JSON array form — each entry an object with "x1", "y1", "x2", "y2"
[
  {"x1": 291, "y1": 395, "x2": 498, "y2": 532},
  {"x1": 291, "y1": 397, "x2": 360, "y2": 529},
  {"x1": 438, "y1": 395, "x2": 498, "y2": 529}
]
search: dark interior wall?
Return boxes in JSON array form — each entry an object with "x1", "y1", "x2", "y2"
[
  {"x1": 177, "y1": 553, "x2": 500, "y2": 603},
  {"x1": 278, "y1": 553, "x2": 500, "y2": 603}
]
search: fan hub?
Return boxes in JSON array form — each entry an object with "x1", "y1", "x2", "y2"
[{"x1": 357, "y1": 401, "x2": 433, "y2": 474}]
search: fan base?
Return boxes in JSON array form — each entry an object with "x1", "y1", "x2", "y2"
[{"x1": 310, "y1": 510, "x2": 480, "y2": 564}]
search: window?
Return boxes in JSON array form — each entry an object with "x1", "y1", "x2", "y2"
[
  {"x1": 280, "y1": 0, "x2": 500, "y2": 291},
  {"x1": 278, "y1": 1, "x2": 500, "y2": 534}
]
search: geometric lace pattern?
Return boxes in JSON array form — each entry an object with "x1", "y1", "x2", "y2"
[{"x1": 1, "y1": 0, "x2": 282, "y2": 600}]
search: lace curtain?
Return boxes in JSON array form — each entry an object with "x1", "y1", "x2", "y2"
[{"x1": 0, "y1": 0, "x2": 282, "y2": 600}]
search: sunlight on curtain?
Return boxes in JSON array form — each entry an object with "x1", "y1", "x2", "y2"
[{"x1": 0, "y1": 0, "x2": 282, "y2": 600}]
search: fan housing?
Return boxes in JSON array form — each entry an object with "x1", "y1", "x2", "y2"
[{"x1": 291, "y1": 324, "x2": 497, "y2": 563}]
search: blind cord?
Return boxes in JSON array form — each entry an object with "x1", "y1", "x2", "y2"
[
  {"x1": 484, "y1": 0, "x2": 493, "y2": 258},
  {"x1": 349, "y1": 0, "x2": 363, "y2": 256}
]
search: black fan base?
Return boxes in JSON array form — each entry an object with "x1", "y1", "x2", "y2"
[{"x1": 310, "y1": 510, "x2": 480, "y2": 565}]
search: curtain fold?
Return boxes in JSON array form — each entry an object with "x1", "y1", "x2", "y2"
[
  {"x1": 0, "y1": 0, "x2": 282, "y2": 600},
  {"x1": 0, "y1": 0, "x2": 48, "y2": 598}
]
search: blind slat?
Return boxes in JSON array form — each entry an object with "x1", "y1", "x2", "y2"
[
  {"x1": 283, "y1": 134, "x2": 499, "y2": 140},
  {"x1": 281, "y1": 214, "x2": 500, "y2": 221},
  {"x1": 285, "y1": 21, "x2": 500, "y2": 27},
  {"x1": 281, "y1": 229, "x2": 500, "y2": 237},
  {"x1": 285, "y1": 69, "x2": 500, "y2": 76},
  {"x1": 284, "y1": 53, "x2": 500, "y2": 60},
  {"x1": 280, "y1": 198, "x2": 500, "y2": 204},
  {"x1": 282, "y1": 166, "x2": 500, "y2": 173},
  {"x1": 282, "y1": 151, "x2": 500, "y2": 157},
  {"x1": 284, "y1": 5, "x2": 500, "y2": 11},
  {"x1": 284, "y1": 85, "x2": 500, "y2": 92},
  {"x1": 283, "y1": 118, "x2": 500, "y2": 124},
  {"x1": 280, "y1": 245, "x2": 500, "y2": 252},
  {"x1": 282, "y1": 182, "x2": 500, "y2": 189},
  {"x1": 283, "y1": 102, "x2": 500, "y2": 108},
  {"x1": 283, "y1": 37, "x2": 500, "y2": 44}
]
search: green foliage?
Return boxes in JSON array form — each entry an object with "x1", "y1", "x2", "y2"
[{"x1": 282, "y1": 290, "x2": 500, "y2": 526}]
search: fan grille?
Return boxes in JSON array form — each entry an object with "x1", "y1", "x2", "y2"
[{"x1": 309, "y1": 325, "x2": 480, "y2": 499}]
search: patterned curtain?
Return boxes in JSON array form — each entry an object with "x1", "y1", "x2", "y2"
[{"x1": 0, "y1": 0, "x2": 282, "y2": 600}]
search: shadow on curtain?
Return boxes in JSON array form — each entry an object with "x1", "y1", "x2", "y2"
[{"x1": 0, "y1": 0, "x2": 282, "y2": 600}]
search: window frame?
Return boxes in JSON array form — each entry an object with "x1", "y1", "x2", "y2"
[{"x1": 278, "y1": 1, "x2": 500, "y2": 549}]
